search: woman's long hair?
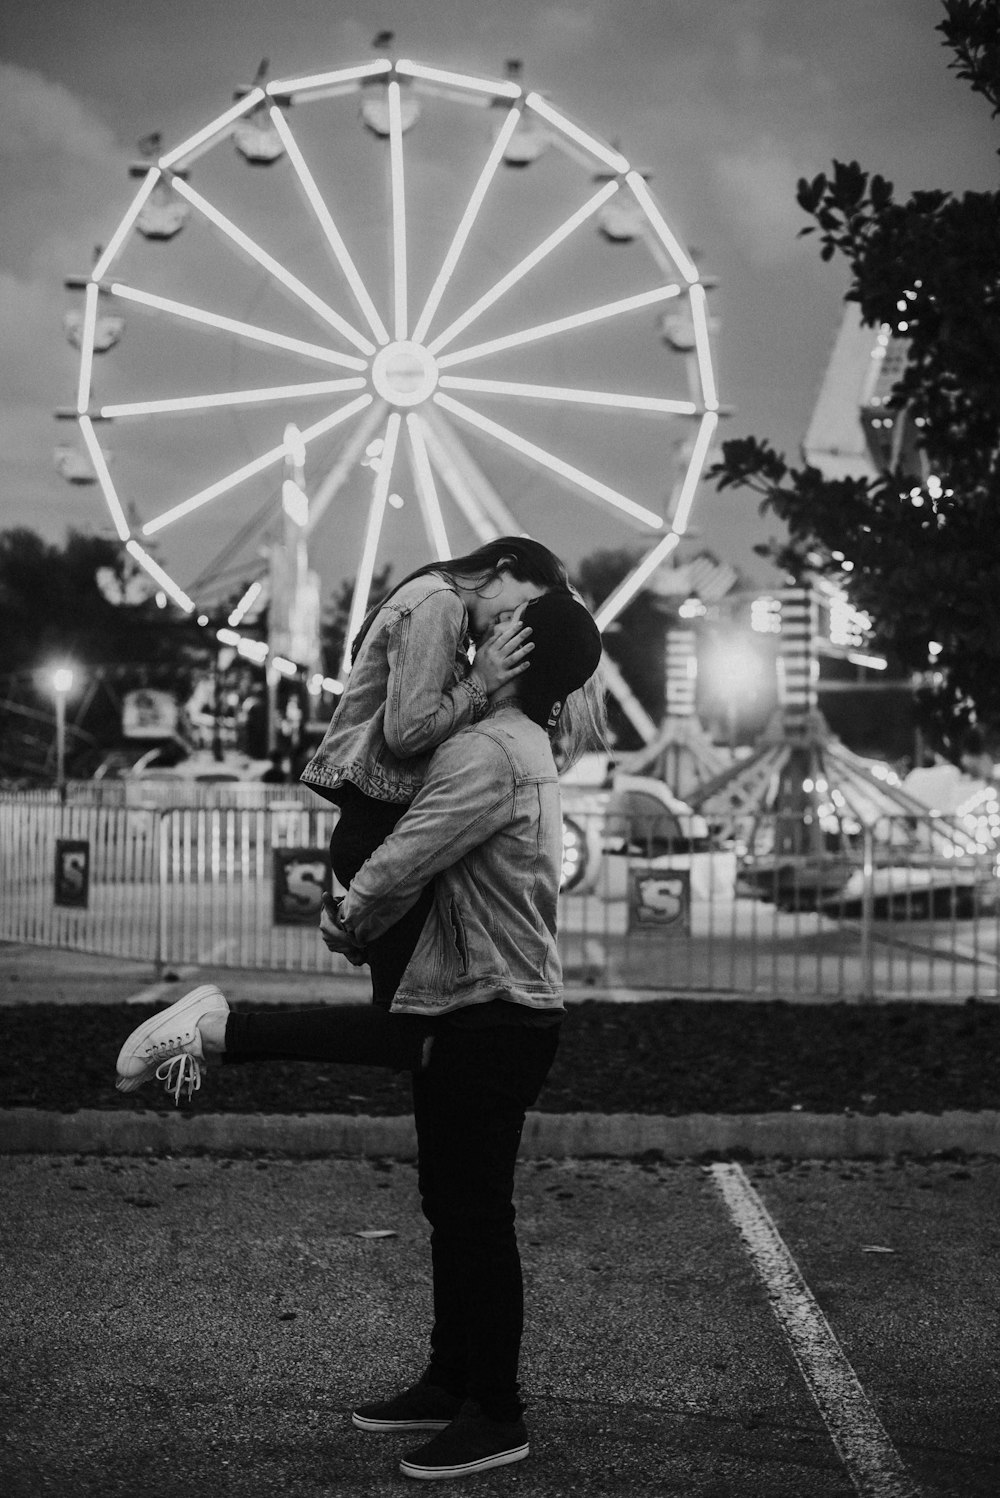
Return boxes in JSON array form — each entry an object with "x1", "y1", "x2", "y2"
[{"x1": 350, "y1": 536, "x2": 570, "y2": 663}]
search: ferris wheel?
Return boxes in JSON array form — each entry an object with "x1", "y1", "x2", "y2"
[{"x1": 63, "y1": 48, "x2": 720, "y2": 706}]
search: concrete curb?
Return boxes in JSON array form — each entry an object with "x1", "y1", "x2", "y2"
[{"x1": 3, "y1": 1107, "x2": 1000, "y2": 1158}]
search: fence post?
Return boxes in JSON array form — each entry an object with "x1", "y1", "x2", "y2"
[
  {"x1": 859, "y1": 822, "x2": 875, "y2": 1003},
  {"x1": 156, "y1": 809, "x2": 168, "y2": 979}
]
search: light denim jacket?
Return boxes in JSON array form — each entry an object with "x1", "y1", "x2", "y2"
[
  {"x1": 300, "y1": 575, "x2": 488, "y2": 805},
  {"x1": 339, "y1": 706, "x2": 565, "y2": 1017}
]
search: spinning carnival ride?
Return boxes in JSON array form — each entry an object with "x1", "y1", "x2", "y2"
[{"x1": 62, "y1": 53, "x2": 720, "y2": 719}]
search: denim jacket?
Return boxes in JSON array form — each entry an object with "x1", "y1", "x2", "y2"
[
  {"x1": 339, "y1": 705, "x2": 565, "y2": 1017},
  {"x1": 300, "y1": 575, "x2": 488, "y2": 805}
]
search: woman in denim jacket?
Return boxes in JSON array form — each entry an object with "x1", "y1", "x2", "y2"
[
  {"x1": 300, "y1": 536, "x2": 570, "y2": 1006},
  {"x1": 115, "y1": 592, "x2": 605, "y2": 1482}
]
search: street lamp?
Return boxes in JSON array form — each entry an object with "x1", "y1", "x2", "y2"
[
  {"x1": 51, "y1": 666, "x2": 74, "y2": 796},
  {"x1": 703, "y1": 635, "x2": 762, "y2": 749}
]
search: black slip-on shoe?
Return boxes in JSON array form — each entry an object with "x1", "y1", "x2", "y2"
[
  {"x1": 400, "y1": 1400, "x2": 529, "y2": 1480},
  {"x1": 352, "y1": 1381, "x2": 464, "y2": 1433}
]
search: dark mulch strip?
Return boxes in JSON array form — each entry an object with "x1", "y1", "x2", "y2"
[{"x1": 3, "y1": 1000, "x2": 1000, "y2": 1116}]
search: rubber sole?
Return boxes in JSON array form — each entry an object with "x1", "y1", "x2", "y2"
[
  {"x1": 399, "y1": 1442, "x2": 529, "y2": 1480},
  {"x1": 352, "y1": 1413, "x2": 452, "y2": 1432}
]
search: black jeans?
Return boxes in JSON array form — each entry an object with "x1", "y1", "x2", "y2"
[
  {"x1": 226, "y1": 786, "x2": 559, "y2": 1420},
  {"x1": 413, "y1": 1022, "x2": 558, "y2": 1419},
  {"x1": 226, "y1": 1005, "x2": 557, "y2": 1419}
]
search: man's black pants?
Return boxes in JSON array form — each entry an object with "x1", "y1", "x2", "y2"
[{"x1": 225, "y1": 1004, "x2": 558, "y2": 1420}]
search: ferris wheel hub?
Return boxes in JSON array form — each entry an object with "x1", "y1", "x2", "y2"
[{"x1": 370, "y1": 340, "x2": 439, "y2": 407}]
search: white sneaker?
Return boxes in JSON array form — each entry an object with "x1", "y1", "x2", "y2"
[{"x1": 115, "y1": 984, "x2": 229, "y2": 1105}]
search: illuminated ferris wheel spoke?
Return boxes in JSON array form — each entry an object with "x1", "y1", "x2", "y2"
[
  {"x1": 142, "y1": 393, "x2": 373, "y2": 535},
  {"x1": 100, "y1": 377, "x2": 368, "y2": 420},
  {"x1": 396, "y1": 59, "x2": 522, "y2": 98},
  {"x1": 438, "y1": 375, "x2": 696, "y2": 416},
  {"x1": 412, "y1": 106, "x2": 522, "y2": 346},
  {"x1": 669, "y1": 410, "x2": 718, "y2": 534},
  {"x1": 158, "y1": 90, "x2": 265, "y2": 171},
  {"x1": 342, "y1": 412, "x2": 402, "y2": 675},
  {"x1": 388, "y1": 82, "x2": 409, "y2": 340},
  {"x1": 405, "y1": 413, "x2": 451, "y2": 558},
  {"x1": 422, "y1": 408, "x2": 525, "y2": 537},
  {"x1": 76, "y1": 283, "x2": 100, "y2": 414},
  {"x1": 524, "y1": 93, "x2": 630, "y2": 174},
  {"x1": 267, "y1": 60, "x2": 393, "y2": 102},
  {"x1": 417, "y1": 414, "x2": 503, "y2": 544},
  {"x1": 625, "y1": 172, "x2": 700, "y2": 285},
  {"x1": 436, "y1": 283, "x2": 681, "y2": 370},
  {"x1": 268, "y1": 104, "x2": 389, "y2": 345},
  {"x1": 593, "y1": 532, "x2": 683, "y2": 630},
  {"x1": 78, "y1": 415, "x2": 130, "y2": 540},
  {"x1": 125, "y1": 540, "x2": 196, "y2": 612},
  {"x1": 91, "y1": 170, "x2": 160, "y2": 281},
  {"x1": 170, "y1": 176, "x2": 376, "y2": 353},
  {"x1": 688, "y1": 284, "x2": 718, "y2": 409},
  {"x1": 306, "y1": 399, "x2": 387, "y2": 537},
  {"x1": 109, "y1": 283, "x2": 368, "y2": 370},
  {"x1": 434, "y1": 392, "x2": 664, "y2": 530},
  {"x1": 426, "y1": 180, "x2": 621, "y2": 357}
]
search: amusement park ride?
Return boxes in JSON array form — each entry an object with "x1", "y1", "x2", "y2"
[
  {"x1": 58, "y1": 42, "x2": 721, "y2": 750},
  {"x1": 680, "y1": 306, "x2": 1000, "y2": 904}
]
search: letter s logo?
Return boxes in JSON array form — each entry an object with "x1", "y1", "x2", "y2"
[
  {"x1": 635, "y1": 875, "x2": 686, "y2": 924},
  {"x1": 62, "y1": 851, "x2": 87, "y2": 898},
  {"x1": 284, "y1": 858, "x2": 327, "y2": 916}
]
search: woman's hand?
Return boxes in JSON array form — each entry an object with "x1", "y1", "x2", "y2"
[
  {"x1": 320, "y1": 893, "x2": 368, "y2": 967},
  {"x1": 469, "y1": 618, "x2": 533, "y2": 695}
]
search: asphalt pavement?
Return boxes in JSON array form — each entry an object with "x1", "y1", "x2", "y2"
[
  {"x1": 3, "y1": 1153, "x2": 998, "y2": 1497},
  {"x1": 3, "y1": 941, "x2": 1000, "y2": 1495}
]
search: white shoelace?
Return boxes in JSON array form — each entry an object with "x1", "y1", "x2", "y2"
[{"x1": 155, "y1": 1052, "x2": 203, "y2": 1105}]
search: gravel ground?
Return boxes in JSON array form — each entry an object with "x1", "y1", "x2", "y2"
[{"x1": 3, "y1": 998, "x2": 1000, "y2": 1115}]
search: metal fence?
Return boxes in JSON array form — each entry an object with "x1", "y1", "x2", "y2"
[{"x1": 2, "y1": 790, "x2": 999, "y2": 1000}]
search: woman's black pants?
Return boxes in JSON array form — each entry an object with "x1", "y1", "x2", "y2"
[{"x1": 225, "y1": 1005, "x2": 558, "y2": 1421}]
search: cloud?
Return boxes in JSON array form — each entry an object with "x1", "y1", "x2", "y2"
[
  {"x1": 529, "y1": 2, "x2": 608, "y2": 50},
  {"x1": 712, "y1": 134, "x2": 817, "y2": 265},
  {"x1": 1, "y1": 60, "x2": 118, "y2": 162},
  {"x1": 0, "y1": 65, "x2": 133, "y2": 533},
  {"x1": 0, "y1": 62, "x2": 128, "y2": 279}
]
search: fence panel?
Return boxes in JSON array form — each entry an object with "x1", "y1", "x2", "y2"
[
  {"x1": 3, "y1": 795, "x2": 999, "y2": 998},
  {"x1": 558, "y1": 809, "x2": 1000, "y2": 1000},
  {"x1": 0, "y1": 802, "x2": 160, "y2": 960}
]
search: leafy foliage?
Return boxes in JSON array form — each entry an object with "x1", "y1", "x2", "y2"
[
  {"x1": 710, "y1": 0, "x2": 1000, "y2": 752},
  {"x1": 0, "y1": 528, "x2": 211, "y2": 776}
]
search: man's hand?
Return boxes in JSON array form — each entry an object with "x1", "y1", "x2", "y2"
[
  {"x1": 469, "y1": 618, "x2": 533, "y2": 695},
  {"x1": 320, "y1": 892, "x2": 368, "y2": 967}
]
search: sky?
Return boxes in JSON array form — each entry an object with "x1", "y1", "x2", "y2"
[{"x1": 1, "y1": 0, "x2": 996, "y2": 614}]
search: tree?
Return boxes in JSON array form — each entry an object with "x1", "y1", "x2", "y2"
[
  {"x1": 0, "y1": 527, "x2": 212, "y2": 776},
  {"x1": 319, "y1": 563, "x2": 393, "y2": 679},
  {"x1": 709, "y1": 0, "x2": 1000, "y2": 755}
]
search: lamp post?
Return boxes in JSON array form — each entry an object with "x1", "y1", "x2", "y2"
[{"x1": 52, "y1": 666, "x2": 74, "y2": 798}]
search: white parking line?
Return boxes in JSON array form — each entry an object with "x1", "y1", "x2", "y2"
[{"x1": 708, "y1": 1162, "x2": 920, "y2": 1498}]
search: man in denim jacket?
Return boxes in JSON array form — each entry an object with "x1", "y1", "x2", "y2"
[{"x1": 337, "y1": 691, "x2": 564, "y2": 1017}]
